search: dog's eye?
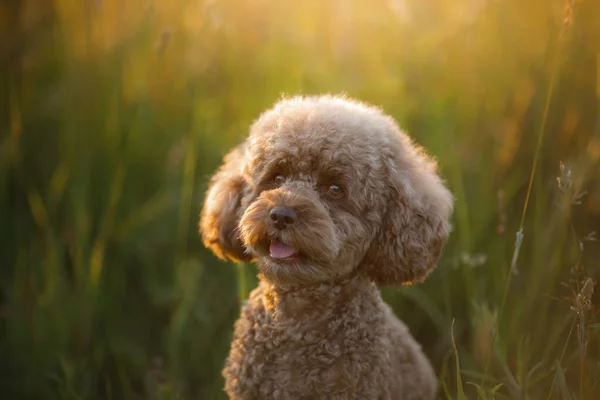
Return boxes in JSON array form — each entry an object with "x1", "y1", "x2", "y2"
[
  {"x1": 273, "y1": 174, "x2": 286, "y2": 186},
  {"x1": 327, "y1": 184, "x2": 343, "y2": 198}
]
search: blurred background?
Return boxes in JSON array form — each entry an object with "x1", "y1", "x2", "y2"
[{"x1": 1, "y1": 0, "x2": 599, "y2": 398}]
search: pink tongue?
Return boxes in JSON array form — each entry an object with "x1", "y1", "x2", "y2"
[{"x1": 269, "y1": 239, "x2": 297, "y2": 259}]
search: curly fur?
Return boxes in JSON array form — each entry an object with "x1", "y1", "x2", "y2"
[{"x1": 200, "y1": 95, "x2": 454, "y2": 399}]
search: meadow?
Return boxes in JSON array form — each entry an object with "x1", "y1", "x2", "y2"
[{"x1": 1, "y1": 0, "x2": 599, "y2": 398}]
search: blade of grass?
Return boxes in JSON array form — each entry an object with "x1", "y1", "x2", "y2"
[
  {"x1": 466, "y1": 382, "x2": 488, "y2": 400},
  {"x1": 439, "y1": 352, "x2": 453, "y2": 400},
  {"x1": 451, "y1": 319, "x2": 468, "y2": 400},
  {"x1": 480, "y1": 7, "x2": 574, "y2": 387},
  {"x1": 237, "y1": 263, "x2": 248, "y2": 307},
  {"x1": 89, "y1": 163, "x2": 125, "y2": 287},
  {"x1": 175, "y1": 94, "x2": 199, "y2": 265},
  {"x1": 547, "y1": 317, "x2": 576, "y2": 400},
  {"x1": 47, "y1": 162, "x2": 70, "y2": 210}
]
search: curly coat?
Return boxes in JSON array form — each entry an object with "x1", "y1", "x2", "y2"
[{"x1": 200, "y1": 95, "x2": 453, "y2": 399}]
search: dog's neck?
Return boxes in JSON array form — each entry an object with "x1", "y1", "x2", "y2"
[{"x1": 259, "y1": 273, "x2": 378, "y2": 321}]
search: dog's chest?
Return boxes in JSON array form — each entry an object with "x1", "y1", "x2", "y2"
[{"x1": 224, "y1": 302, "x2": 393, "y2": 399}]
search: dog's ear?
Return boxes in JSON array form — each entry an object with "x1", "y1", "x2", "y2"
[
  {"x1": 362, "y1": 123, "x2": 453, "y2": 286},
  {"x1": 200, "y1": 143, "x2": 252, "y2": 262}
]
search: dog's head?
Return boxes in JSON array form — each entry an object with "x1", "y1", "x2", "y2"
[{"x1": 200, "y1": 96, "x2": 453, "y2": 286}]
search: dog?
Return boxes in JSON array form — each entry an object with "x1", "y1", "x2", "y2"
[{"x1": 200, "y1": 95, "x2": 453, "y2": 399}]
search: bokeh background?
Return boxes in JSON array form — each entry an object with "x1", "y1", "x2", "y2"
[{"x1": 1, "y1": 0, "x2": 600, "y2": 399}]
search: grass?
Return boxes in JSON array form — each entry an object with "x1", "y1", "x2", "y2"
[{"x1": 1, "y1": 0, "x2": 599, "y2": 399}]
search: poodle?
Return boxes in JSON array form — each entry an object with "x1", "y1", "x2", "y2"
[{"x1": 200, "y1": 95, "x2": 453, "y2": 399}]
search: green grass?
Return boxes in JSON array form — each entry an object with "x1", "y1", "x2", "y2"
[{"x1": 1, "y1": 0, "x2": 599, "y2": 399}]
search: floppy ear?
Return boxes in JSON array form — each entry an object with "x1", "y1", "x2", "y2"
[
  {"x1": 362, "y1": 124, "x2": 453, "y2": 286},
  {"x1": 199, "y1": 143, "x2": 252, "y2": 262}
]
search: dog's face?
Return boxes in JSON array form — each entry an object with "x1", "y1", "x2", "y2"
[
  {"x1": 201, "y1": 96, "x2": 453, "y2": 287},
  {"x1": 237, "y1": 109, "x2": 388, "y2": 285}
]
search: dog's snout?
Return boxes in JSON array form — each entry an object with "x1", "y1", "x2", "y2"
[{"x1": 270, "y1": 207, "x2": 297, "y2": 230}]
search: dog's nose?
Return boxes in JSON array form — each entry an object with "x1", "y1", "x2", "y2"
[{"x1": 270, "y1": 207, "x2": 297, "y2": 230}]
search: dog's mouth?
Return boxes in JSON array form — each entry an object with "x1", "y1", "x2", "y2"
[{"x1": 268, "y1": 238, "x2": 300, "y2": 262}]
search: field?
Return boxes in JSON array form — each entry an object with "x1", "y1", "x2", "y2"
[{"x1": 1, "y1": 0, "x2": 599, "y2": 399}]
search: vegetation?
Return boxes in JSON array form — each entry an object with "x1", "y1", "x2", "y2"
[{"x1": 1, "y1": 0, "x2": 599, "y2": 398}]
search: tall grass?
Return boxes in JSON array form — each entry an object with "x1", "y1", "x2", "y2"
[{"x1": 1, "y1": 0, "x2": 599, "y2": 399}]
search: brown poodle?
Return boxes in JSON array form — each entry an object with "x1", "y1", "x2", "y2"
[{"x1": 200, "y1": 95, "x2": 453, "y2": 399}]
